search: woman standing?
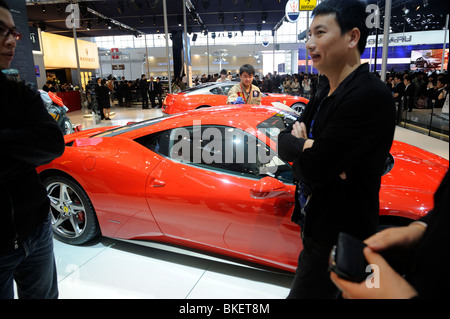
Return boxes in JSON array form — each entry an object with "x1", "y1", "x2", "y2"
[{"x1": 291, "y1": 76, "x2": 301, "y2": 96}]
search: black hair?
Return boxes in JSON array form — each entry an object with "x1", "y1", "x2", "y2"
[
  {"x1": 312, "y1": 0, "x2": 369, "y2": 55},
  {"x1": 220, "y1": 69, "x2": 227, "y2": 75},
  {"x1": 239, "y1": 64, "x2": 255, "y2": 76},
  {"x1": 0, "y1": 0, "x2": 9, "y2": 10},
  {"x1": 438, "y1": 77, "x2": 447, "y2": 86}
]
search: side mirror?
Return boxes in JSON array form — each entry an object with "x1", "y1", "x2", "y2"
[{"x1": 250, "y1": 176, "x2": 293, "y2": 199}]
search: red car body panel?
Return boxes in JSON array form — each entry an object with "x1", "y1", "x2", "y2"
[
  {"x1": 162, "y1": 91, "x2": 309, "y2": 114},
  {"x1": 38, "y1": 106, "x2": 448, "y2": 272}
]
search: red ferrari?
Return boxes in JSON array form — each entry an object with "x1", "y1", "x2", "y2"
[
  {"x1": 37, "y1": 105, "x2": 448, "y2": 273},
  {"x1": 162, "y1": 81, "x2": 309, "y2": 115}
]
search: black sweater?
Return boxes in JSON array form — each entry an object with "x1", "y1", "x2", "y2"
[
  {"x1": 278, "y1": 64, "x2": 396, "y2": 248},
  {"x1": 0, "y1": 73, "x2": 65, "y2": 252},
  {"x1": 410, "y1": 171, "x2": 449, "y2": 298}
]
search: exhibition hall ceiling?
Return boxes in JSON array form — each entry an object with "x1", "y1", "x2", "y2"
[
  {"x1": 26, "y1": 0, "x2": 288, "y2": 38},
  {"x1": 25, "y1": 0, "x2": 449, "y2": 38}
]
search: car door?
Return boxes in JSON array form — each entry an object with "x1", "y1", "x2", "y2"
[{"x1": 143, "y1": 124, "x2": 301, "y2": 266}]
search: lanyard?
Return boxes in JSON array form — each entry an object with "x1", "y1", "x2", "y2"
[{"x1": 309, "y1": 98, "x2": 326, "y2": 139}]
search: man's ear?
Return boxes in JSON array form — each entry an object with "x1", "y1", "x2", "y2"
[{"x1": 348, "y1": 27, "x2": 361, "y2": 50}]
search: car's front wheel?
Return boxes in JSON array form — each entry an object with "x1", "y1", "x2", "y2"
[
  {"x1": 43, "y1": 175, "x2": 100, "y2": 245},
  {"x1": 291, "y1": 102, "x2": 306, "y2": 116}
]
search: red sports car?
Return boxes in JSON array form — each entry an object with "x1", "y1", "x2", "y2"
[
  {"x1": 162, "y1": 81, "x2": 309, "y2": 115},
  {"x1": 37, "y1": 105, "x2": 448, "y2": 273}
]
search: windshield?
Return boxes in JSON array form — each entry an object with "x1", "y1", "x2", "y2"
[
  {"x1": 182, "y1": 83, "x2": 216, "y2": 93},
  {"x1": 257, "y1": 110, "x2": 300, "y2": 139}
]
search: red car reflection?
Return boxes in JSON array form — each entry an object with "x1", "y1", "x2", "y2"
[
  {"x1": 162, "y1": 81, "x2": 309, "y2": 115},
  {"x1": 37, "y1": 105, "x2": 448, "y2": 272}
]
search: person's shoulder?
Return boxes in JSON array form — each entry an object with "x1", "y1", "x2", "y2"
[
  {"x1": 229, "y1": 83, "x2": 240, "y2": 91},
  {"x1": 252, "y1": 84, "x2": 261, "y2": 91}
]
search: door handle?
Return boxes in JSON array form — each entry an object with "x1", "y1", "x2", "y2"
[{"x1": 149, "y1": 177, "x2": 166, "y2": 188}]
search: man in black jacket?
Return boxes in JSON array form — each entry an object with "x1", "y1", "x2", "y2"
[
  {"x1": 154, "y1": 77, "x2": 163, "y2": 108},
  {"x1": 278, "y1": 0, "x2": 396, "y2": 298},
  {"x1": 0, "y1": 0, "x2": 65, "y2": 299},
  {"x1": 139, "y1": 74, "x2": 149, "y2": 109}
]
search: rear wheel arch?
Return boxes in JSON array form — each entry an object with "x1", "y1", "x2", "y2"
[{"x1": 40, "y1": 169, "x2": 101, "y2": 245}]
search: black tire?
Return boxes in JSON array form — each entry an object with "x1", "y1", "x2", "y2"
[{"x1": 43, "y1": 175, "x2": 100, "y2": 245}]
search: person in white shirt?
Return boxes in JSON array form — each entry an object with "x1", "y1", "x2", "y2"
[{"x1": 216, "y1": 69, "x2": 229, "y2": 82}]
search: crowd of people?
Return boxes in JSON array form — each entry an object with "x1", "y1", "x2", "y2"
[{"x1": 385, "y1": 70, "x2": 448, "y2": 113}]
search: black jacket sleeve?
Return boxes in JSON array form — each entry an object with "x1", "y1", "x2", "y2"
[{"x1": 0, "y1": 78, "x2": 65, "y2": 179}]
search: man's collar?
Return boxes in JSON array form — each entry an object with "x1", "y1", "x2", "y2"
[{"x1": 328, "y1": 63, "x2": 370, "y2": 97}]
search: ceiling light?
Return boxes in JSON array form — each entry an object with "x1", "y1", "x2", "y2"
[{"x1": 261, "y1": 12, "x2": 268, "y2": 23}]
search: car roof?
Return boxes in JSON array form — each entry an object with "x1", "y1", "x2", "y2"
[
  {"x1": 181, "y1": 81, "x2": 238, "y2": 94},
  {"x1": 100, "y1": 105, "x2": 286, "y2": 139}
]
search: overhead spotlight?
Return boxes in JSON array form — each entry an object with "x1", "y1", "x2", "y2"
[
  {"x1": 139, "y1": 17, "x2": 144, "y2": 24},
  {"x1": 219, "y1": 13, "x2": 224, "y2": 23},
  {"x1": 402, "y1": 6, "x2": 410, "y2": 15},
  {"x1": 42, "y1": 6, "x2": 46, "y2": 14},
  {"x1": 234, "y1": 14, "x2": 237, "y2": 21},
  {"x1": 241, "y1": 14, "x2": 244, "y2": 22},
  {"x1": 423, "y1": 0, "x2": 428, "y2": 8},
  {"x1": 261, "y1": 12, "x2": 267, "y2": 23},
  {"x1": 87, "y1": 21, "x2": 92, "y2": 30}
]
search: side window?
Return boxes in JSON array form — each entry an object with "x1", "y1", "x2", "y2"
[
  {"x1": 221, "y1": 85, "x2": 234, "y2": 95},
  {"x1": 165, "y1": 126, "x2": 293, "y2": 182},
  {"x1": 135, "y1": 130, "x2": 172, "y2": 157},
  {"x1": 135, "y1": 126, "x2": 293, "y2": 183},
  {"x1": 209, "y1": 87, "x2": 224, "y2": 95}
]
